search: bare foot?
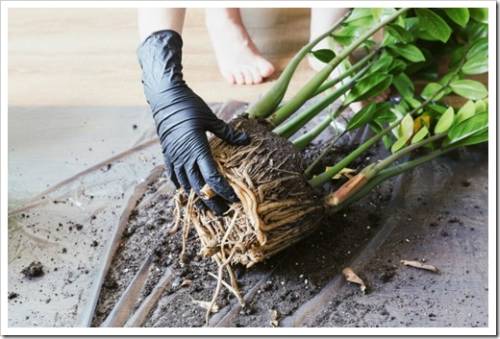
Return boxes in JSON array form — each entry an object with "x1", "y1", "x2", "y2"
[{"x1": 206, "y1": 9, "x2": 275, "y2": 85}]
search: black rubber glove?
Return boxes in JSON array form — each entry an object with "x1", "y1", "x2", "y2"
[{"x1": 137, "y1": 30, "x2": 250, "y2": 215}]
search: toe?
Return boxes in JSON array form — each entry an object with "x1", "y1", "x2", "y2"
[
  {"x1": 233, "y1": 71, "x2": 245, "y2": 86},
  {"x1": 222, "y1": 71, "x2": 236, "y2": 85},
  {"x1": 249, "y1": 67, "x2": 263, "y2": 84},
  {"x1": 242, "y1": 68, "x2": 254, "y2": 85},
  {"x1": 256, "y1": 57, "x2": 275, "y2": 78}
]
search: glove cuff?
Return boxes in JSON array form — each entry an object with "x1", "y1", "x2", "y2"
[{"x1": 137, "y1": 29, "x2": 186, "y2": 113}]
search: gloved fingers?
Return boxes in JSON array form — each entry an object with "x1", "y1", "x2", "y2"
[
  {"x1": 164, "y1": 156, "x2": 180, "y2": 189},
  {"x1": 197, "y1": 155, "x2": 239, "y2": 203},
  {"x1": 174, "y1": 166, "x2": 191, "y2": 194},
  {"x1": 185, "y1": 162, "x2": 228, "y2": 215},
  {"x1": 207, "y1": 118, "x2": 250, "y2": 146}
]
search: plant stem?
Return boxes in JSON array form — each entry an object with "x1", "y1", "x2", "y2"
[
  {"x1": 308, "y1": 85, "x2": 448, "y2": 188},
  {"x1": 247, "y1": 9, "x2": 353, "y2": 119},
  {"x1": 313, "y1": 48, "x2": 379, "y2": 97},
  {"x1": 267, "y1": 8, "x2": 409, "y2": 126},
  {"x1": 292, "y1": 105, "x2": 348, "y2": 151},
  {"x1": 273, "y1": 66, "x2": 368, "y2": 138},
  {"x1": 323, "y1": 132, "x2": 446, "y2": 206},
  {"x1": 304, "y1": 129, "x2": 348, "y2": 178},
  {"x1": 368, "y1": 132, "x2": 446, "y2": 176},
  {"x1": 331, "y1": 147, "x2": 456, "y2": 213}
]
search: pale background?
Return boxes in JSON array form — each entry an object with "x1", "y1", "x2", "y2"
[{"x1": 8, "y1": 8, "x2": 315, "y2": 202}]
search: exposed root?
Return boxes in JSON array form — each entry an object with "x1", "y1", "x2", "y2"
[{"x1": 174, "y1": 118, "x2": 325, "y2": 323}]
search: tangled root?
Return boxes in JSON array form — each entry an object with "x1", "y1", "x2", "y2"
[{"x1": 175, "y1": 118, "x2": 324, "y2": 322}]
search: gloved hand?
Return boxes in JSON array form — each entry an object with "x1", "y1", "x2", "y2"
[{"x1": 137, "y1": 30, "x2": 250, "y2": 215}]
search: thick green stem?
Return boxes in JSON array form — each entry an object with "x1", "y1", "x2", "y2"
[
  {"x1": 366, "y1": 132, "x2": 446, "y2": 177},
  {"x1": 313, "y1": 48, "x2": 379, "y2": 97},
  {"x1": 331, "y1": 147, "x2": 455, "y2": 213},
  {"x1": 273, "y1": 67, "x2": 367, "y2": 138},
  {"x1": 267, "y1": 8, "x2": 409, "y2": 126},
  {"x1": 308, "y1": 85, "x2": 448, "y2": 188},
  {"x1": 247, "y1": 9, "x2": 353, "y2": 119},
  {"x1": 292, "y1": 105, "x2": 347, "y2": 151}
]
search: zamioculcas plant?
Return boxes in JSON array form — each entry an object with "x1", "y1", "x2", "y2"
[{"x1": 174, "y1": 8, "x2": 489, "y2": 322}]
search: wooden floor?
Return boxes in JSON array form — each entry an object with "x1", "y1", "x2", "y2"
[{"x1": 8, "y1": 8, "x2": 315, "y2": 107}]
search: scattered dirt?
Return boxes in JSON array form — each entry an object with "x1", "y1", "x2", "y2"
[
  {"x1": 8, "y1": 292, "x2": 19, "y2": 300},
  {"x1": 90, "y1": 119, "x2": 395, "y2": 327},
  {"x1": 21, "y1": 261, "x2": 45, "y2": 279}
]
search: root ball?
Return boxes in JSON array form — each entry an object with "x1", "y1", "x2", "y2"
[{"x1": 177, "y1": 118, "x2": 324, "y2": 268}]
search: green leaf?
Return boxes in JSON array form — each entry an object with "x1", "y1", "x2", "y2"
[
  {"x1": 387, "y1": 59, "x2": 407, "y2": 73},
  {"x1": 411, "y1": 126, "x2": 429, "y2": 144},
  {"x1": 474, "y1": 99, "x2": 487, "y2": 113},
  {"x1": 369, "y1": 53, "x2": 394, "y2": 73},
  {"x1": 311, "y1": 49, "x2": 336, "y2": 63},
  {"x1": 415, "y1": 9, "x2": 452, "y2": 43},
  {"x1": 391, "y1": 136, "x2": 409, "y2": 153},
  {"x1": 347, "y1": 103, "x2": 377, "y2": 131},
  {"x1": 466, "y1": 21, "x2": 488, "y2": 40},
  {"x1": 435, "y1": 107, "x2": 455, "y2": 134},
  {"x1": 454, "y1": 128, "x2": 488, "y2": 146},
  {"x1": 405, "y1": 96, "x2": 422, "y2": 110},
  {"x1": 345, "y1": 8, "x2": 374, "y2": 23},
  {"x1": 450, "y1": 80, "x2": 488, "y2": 100},
  {"x1": 467, "y1": 38, "x2": 488, "y2": 60},
  {"x1": 399, "y1": 113, "x2": 414, "y2": 140},
  {"x1": 462, "y1": 54, "x2": 488, "y2": 75},
  {"x1": 345, "y1": 74, "x2": 393, "y2": 104},
  {"x1": 448, "y1": 112, "x2": 488, "y2": 144},
  {"x1": 470, "y1": 8, "x2": 488, "y2": 24},
  {"x1": 427, "y1": 102, "x2": 448, "y2": 115},
  {"x1": 421, "y1": 82, "x2": 444, "y2": 100},
  {"x1": 392, "y1": 72, "x2": 414, "y2": 100},
  {"x1": 444, "y1": 8, "x2": 470, "y2": 27},
  {"x1": 455, "y1": 100, "x2": 476, "y2": 124},
  {"x1": 371, "y1": 8, "x2": 383, "y2": 21},
  {"x1": 385, "y1": 24, "x2": 413, "y2": 43},
  {"x1": 388, "y1": 44, "x2": 426, "y2": 63}
]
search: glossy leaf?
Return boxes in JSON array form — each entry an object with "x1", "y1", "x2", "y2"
[
  {"x1": 347, "y1": 103, "x2": 377, "y2": 131},
  {"x1": 474, "y1": 99, "x2": 487, "y2": 113},
  {"x1": 466, "y1": 21, "x2": 488, "y2": 40},
  {"x1": 392, "y1": 72, "x2": 414, "y2": 100},
  {"x1": 455, "y1": 100, "x2": 476, "y2": 124},
  {"x1": 345, "y1": 74, "x2": 393, "y2": 104},
  {"x1": 450, "y1": 80, "x2": 488, "y2": 100},
  {"x1": 312, "y1": 49, "x2": 336, "y2": 63},
  {"x1": 345, "y1": 8, "x2": 374, "y2": 23},
  {"x1": 391, "y1": 136, "x2": 409, "y2": 153},
  {"x1": 415, "y1": 9, "x2": 452, "y2": 43},
  {"x1": 399, "y1": 114, "x2": 414, "y2": 140},
  {"x1": 371, "y1": 8, "x2": 383, "y2": 21},
  {"x1": 388, "y1": 44, "x2": 426, "y2": 63},
  {"x1": 421, "y1": 82, "x2": 444, "y2": 100},
  {"x1": 405, "y1": 96, "x2": 422, "y2": 110},
  {"x1": 435, "y1": 107, "x2": 455, "y2": 134},
  {"x1": 448, "y1": 112, "x2": 488, "y2": 144},
  {"x1": 462, "y1": 54, "x2": 488, "y2": 74},
  {"x1": 466, "y1": 38, "x2": 488, "y2": 60},
  {"x1": 387, "y1": 59, "x2": 407, "y2": 73},
  {"x1": 470, "y1": 8, "x2": 488, "y2": 24},
  {"x1": 411, "y1": 126, "x2": 429, "y2": 144},
  {"x1": 444, "y1": 8, "x2": 470, "y2": 27},
  {"x1": 369, "y1": 53, "x2": 394, "y2": 73},
  {"x1": 454, "y1": 128, "x2": 488, "y2": 146},
  {"x1": 385, "y1": 24, "x2": 413, "y2": 43}
]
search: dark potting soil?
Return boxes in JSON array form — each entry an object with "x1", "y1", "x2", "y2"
[
  {"x1": 91, "y1": 119, "x2": 395, "y2": 327},
  {"x1": 21, "y1": 261, "x2": 45, "y2": 279}
]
